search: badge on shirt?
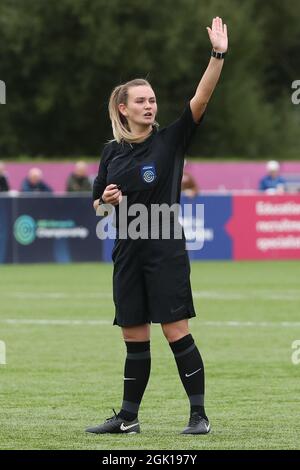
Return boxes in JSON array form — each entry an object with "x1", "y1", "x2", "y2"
[{"x1": 140, "y1": 163, "x2": 157, "y2": 184}]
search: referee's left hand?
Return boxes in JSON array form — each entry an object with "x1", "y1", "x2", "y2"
[
  {"x1": 93, "y1": 184, "x2": 123, "y2": 211},
  {"x1": 206, "y1": 16, "x2": 228, "y2": 53},
  {"x1": 102, "y1": 184, "x2": 123, "y2": 206}
]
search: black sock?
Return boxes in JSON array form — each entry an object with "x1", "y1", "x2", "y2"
[
  {"x1": 118, "y1": 341, "x2": 151, "y2": 421},
  {"x1": 169, "y1": 334, "x2": 207, "y2": 419}
]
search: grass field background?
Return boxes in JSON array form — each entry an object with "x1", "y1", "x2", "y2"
[{"x1": 0, "y1": 261, "x2": 299, "y2": 450}]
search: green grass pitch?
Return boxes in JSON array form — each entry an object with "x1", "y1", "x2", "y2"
[{"x1": 0, "y1": 260, "x2": 300, "y2": 450}]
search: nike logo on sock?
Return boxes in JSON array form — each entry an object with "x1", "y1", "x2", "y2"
[
  {"x1": 120, "y1": 422, "x2": 139, "y2": 431},
  {"x1": 185, "y1": 367, "x2": 202, "y2": 378},
  {"x1": 124, "y1": 377, "x2": 136, "y2": 381}
]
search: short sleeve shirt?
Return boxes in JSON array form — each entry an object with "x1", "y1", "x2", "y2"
[{"x1": 93, "y1": 102, "x2": 204, "y2": 211}]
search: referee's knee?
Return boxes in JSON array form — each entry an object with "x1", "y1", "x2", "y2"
[
  {"x1": 122, "y1": 324, "x2": 150, "y2": 342},
  {"x1": 161, "y1": 320, "x2": 189, "y2": 343}
]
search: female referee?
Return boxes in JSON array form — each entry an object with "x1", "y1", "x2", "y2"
[{"x1": 86, "y1": 17, "x2": 228, "y2": 435}]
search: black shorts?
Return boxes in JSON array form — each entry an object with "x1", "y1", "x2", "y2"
[{"x1": 112, "y1": 238, "x2": 196, "y2": 327}]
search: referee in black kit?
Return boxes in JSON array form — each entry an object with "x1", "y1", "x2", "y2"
[{"x1": 86, "y1": 17, "x2": 228, "y2": 435}]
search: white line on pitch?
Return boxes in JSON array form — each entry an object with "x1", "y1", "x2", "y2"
[
  {"x1": 3, "y1": 291, "x2": 300, "y2": 301},
  {"x1": 193, "y1": 291, "x2": 300, "y2": 301},
  {"x1": 0, "y1": 319, "x2": 111, "y2": 325},
  {"x1": 5, "y1": 292, "x2": 112, "y2": 299},
  {"x1": 1, "y1": 319, "x2": 300, "y2": 328}
]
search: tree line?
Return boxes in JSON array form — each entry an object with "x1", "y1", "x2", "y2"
[{"x1": 0, "y1": 0, "x2": 299, "y2": 159}]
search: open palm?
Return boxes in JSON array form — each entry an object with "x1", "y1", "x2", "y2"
[{"x1": 207, "y1": 17, "x2": 228, "y2": 53}]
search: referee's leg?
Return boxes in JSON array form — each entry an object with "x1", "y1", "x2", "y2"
[
  {"x1": 118, "y1": 324, "x2": 151, "y2": 422},
  {"x1": 86, "y1": 324, "x2": 151, "y2": 434},
  {"x1": 162, "y1": 319, "x2": 210, "y2": 433}
]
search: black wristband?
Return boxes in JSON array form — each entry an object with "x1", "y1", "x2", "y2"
[{"x1": 211, "y1": 49, "x2": 227, "y2": 59}]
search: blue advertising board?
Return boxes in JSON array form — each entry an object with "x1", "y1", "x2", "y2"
[
  {"x1": 0, "y1": 195, "x2": 102, "y2": 264},
  {"x1": 0, "y1": 194, "x2": 233, "y2": 264},
  {"x1": 101, "y1": 195, "x2": 233, "y2": 262},
  {"x1": 181, "y1": 195, "x2": 232, "y2": 260},
  {"x1": 0, "y1": 196, "x2": 13, "y2": 263}
]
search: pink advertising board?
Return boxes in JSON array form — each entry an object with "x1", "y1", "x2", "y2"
[{"x1": 226, "y1": 195, "x2": 300, "y2": 260}]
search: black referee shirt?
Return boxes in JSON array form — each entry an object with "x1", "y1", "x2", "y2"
[{"x1": 93, "y1": 102, "x2": 203, "y2": 230}]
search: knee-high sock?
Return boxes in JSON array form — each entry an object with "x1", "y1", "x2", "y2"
[
  {"x1": 169, "y1": 334, "x2": 207, "y2": 418},
  {"x1": 119, "y1": 341, "x2": 151, "y2": 421}
]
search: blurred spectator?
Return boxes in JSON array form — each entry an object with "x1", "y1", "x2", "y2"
[
  {"x1": 0, "y1": 161, "x2": 10, "y2": 192},
  {"x1": 66, "y1": 161, "x2": 92, "y2": 192},
  {"x1": 181, "y1": 170, "x2": 199, "y2": 197},
  {"x1": 21, "y1": 168, "x2": 52, "y2": 192},
  {"x1": 259, "y1": 160, "x2": 286, "y2": 193}
]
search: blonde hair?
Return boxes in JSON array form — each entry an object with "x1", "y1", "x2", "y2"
[{"x1": 108, "y1": 78, "x2": 158, "y2": 144}]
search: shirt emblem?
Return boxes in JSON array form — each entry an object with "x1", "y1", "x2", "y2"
[{"x1": 140, "y1": 163, "x2": 156, "y2": 183}]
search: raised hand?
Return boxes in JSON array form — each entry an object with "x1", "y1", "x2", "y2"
[{"x1": 207, "y1": 17, "x2": 228, "y2": 53}]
